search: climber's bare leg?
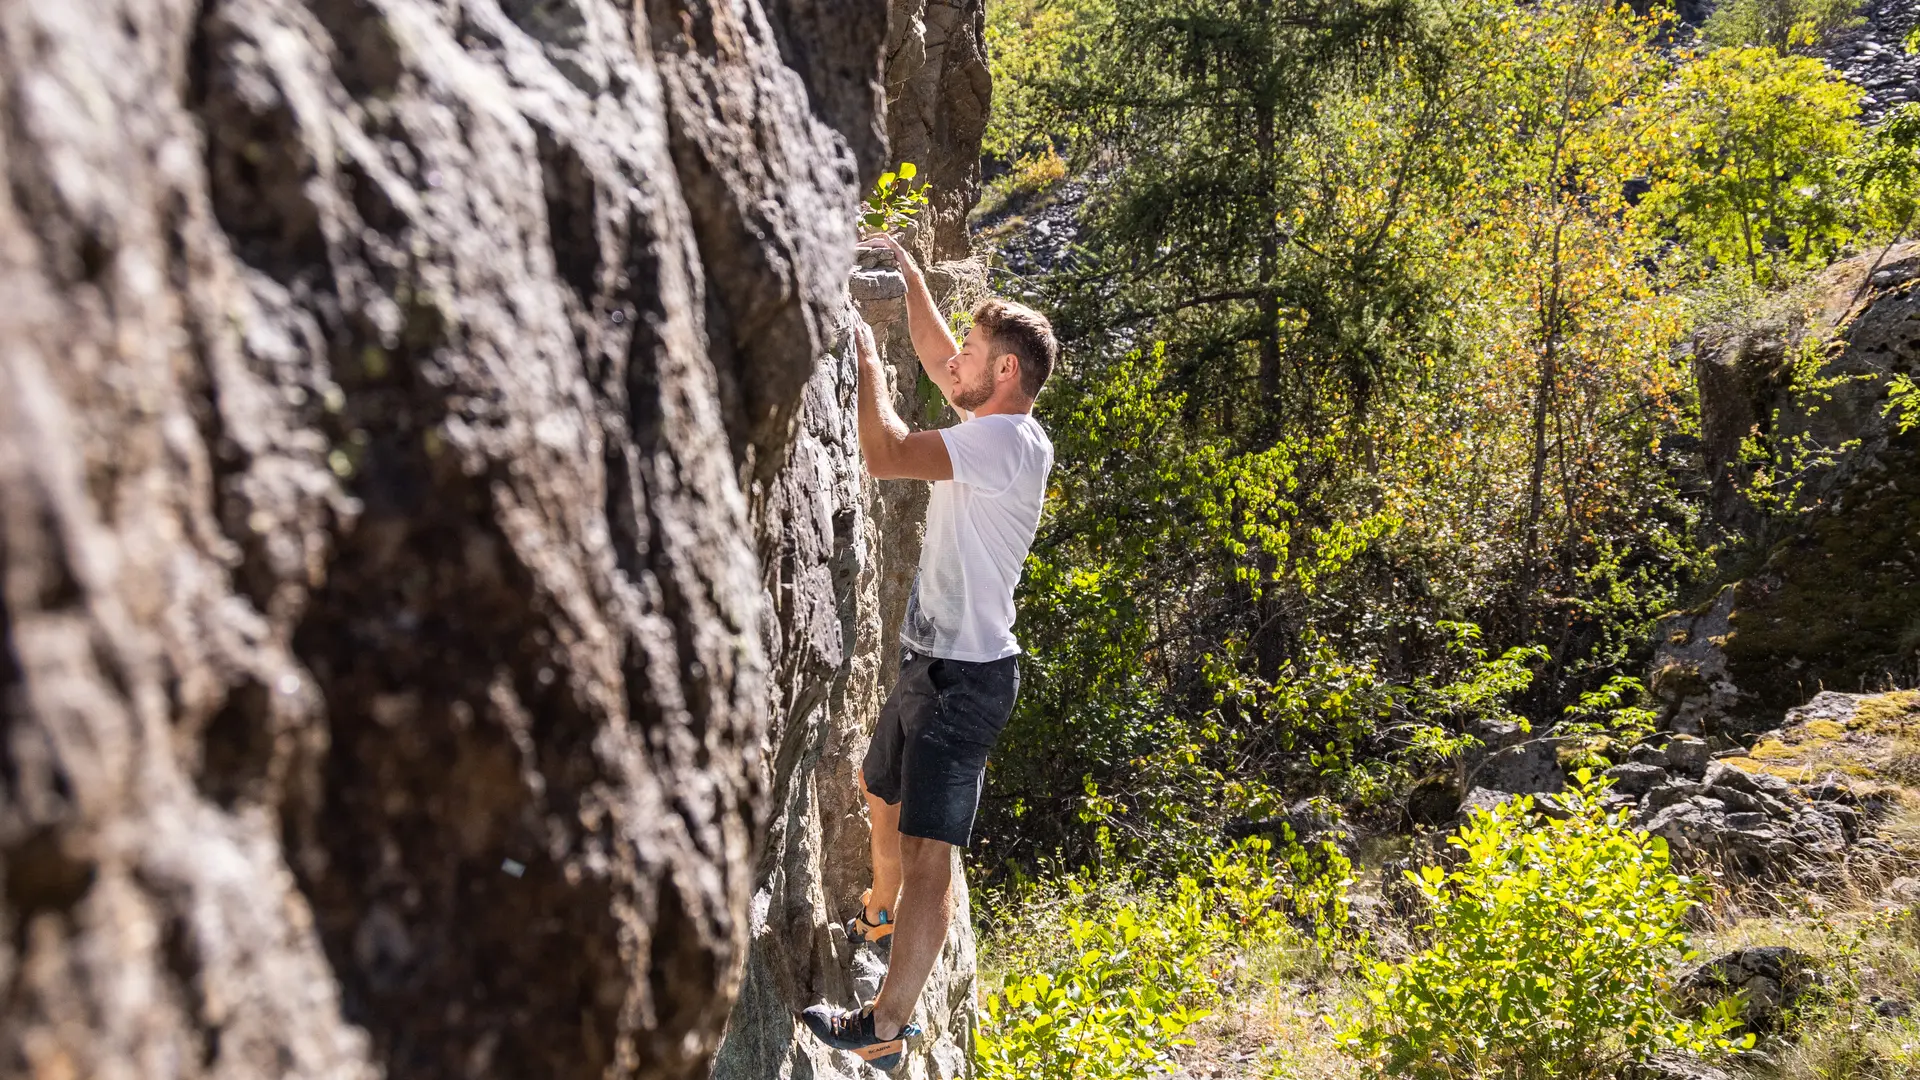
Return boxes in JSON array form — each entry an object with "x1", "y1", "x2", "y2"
[
  {"x1": 862, "y1": 770, "x2": 903, "y2": 922},
  {"x1": 869, "y1": 833, "x2": 952, "y2": 1040}
]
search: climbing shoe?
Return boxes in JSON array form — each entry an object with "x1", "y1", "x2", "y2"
[
  {"x1": 846, "y1": 887, "x2": 894, "y2": 945},
  {"x1": 798, "y1": 1004, "x2": 920, "y2": 1072}
]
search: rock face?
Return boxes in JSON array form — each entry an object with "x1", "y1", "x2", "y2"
[
  {"x1": 1650, "y1": 587, "x2": 1751, "y2": 739},
  {"x1": 882, "y1": 0, "x2": 989, "y2": 262},
  {"x1": 0, "y1": 0, "x2": 913, "y2": 1078},
  {"x1": 1663, "y1": 243, "x2": 1920, "y2": 738},
  {"x1": 711, "y1": 283, "x2": 979, "y2": 1080},
  {"x1": 711, "y1": 0, "x2": 990, "y2": 1073}
]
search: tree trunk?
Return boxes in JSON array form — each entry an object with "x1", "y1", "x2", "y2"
[
  {"x1": 1256, "y1": 93, "x2": 1283, "y2": 429},
  {"x1": 1519, "y1": 326, "x2": 1558, "y2": 639}
]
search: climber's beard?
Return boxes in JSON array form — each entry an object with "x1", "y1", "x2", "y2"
[{"x1": 950, "y1": 366, "x2": 995, "y2": 412}]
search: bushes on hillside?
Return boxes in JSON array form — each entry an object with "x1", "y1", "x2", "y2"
[
  {"x1": 975, "y1": 838, "x2": 1320, "y2": 1080},
  {"x1": 1338, "y1": 774, "x2": 1749, "y2": 1078}
]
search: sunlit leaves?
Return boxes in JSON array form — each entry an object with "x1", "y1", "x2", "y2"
[
  {"x1": 1701, "y1": 0, "x2": 1863, "y2": 52},
  {"x1": 1849, "y1": 102, "x2": 1920, "y2": 234},
  {"x1": 1638, "y1": 47, "x2": 1865, "y2": 284},
  {"x1": 861, "y1": 161, "x2": 932, "y2": 233},
  {"x1": 1337, "y1": 776, "x2": 1752, "y2": 1077},
  {"x1": 975, "y1": 843, "x2": 1298, "y2": 1080}
]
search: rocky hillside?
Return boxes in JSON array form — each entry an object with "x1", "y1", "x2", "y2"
[
  {"x1": 0, "y1": 1, "x2": 984, "y2": 1078},
  {"x1": 1814, "y1": 0, "x2": 1919, "y2": 121},
  {"x1": 1428, "y1": 241, "x2": 1919, "y2": 892}
]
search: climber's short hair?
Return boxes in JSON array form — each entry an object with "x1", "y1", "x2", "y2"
[{"x1": 971, "y1": 297, "x2": 1057, "y2": 401}]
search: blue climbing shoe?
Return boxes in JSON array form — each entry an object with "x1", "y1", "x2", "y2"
[{"x1": 798, "y1": 1004, "x2": 920, "y2": 1072}]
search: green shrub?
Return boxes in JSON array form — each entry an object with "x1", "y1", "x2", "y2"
[
  {"x1": 1851, "y1": 102, "x2": 1920, "y2": 237},
  {"x1": 1337, "y1": 774, "x2": 1748, "y2": 1079},
  {"x1": 982, "y1": 0, "x2": 1107, "y2": 160},
  {"x1": 1889, "y1": 374, "x2": 1918, "y2": 435},
  {"x1": 976, "y1": 895, "x2": 1213, "y2": 1080},
  {"x1": 1640, "y1": 46, "x2": 1864, "y2": 284},
  {"x1": 1269, "y1": 825, "x2": 1363, "y2": 966},
  {"x1": 975, "y1": 841, "x2": 1293, "y2": 1080}
]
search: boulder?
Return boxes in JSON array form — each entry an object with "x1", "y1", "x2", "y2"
[
  {"x1": 1887, "y1": 877, "x2": 1920, "y2": 906},
  {"x1": 1629, "y1": 742, "x2": 1672, "y2": 769},
  {"x1": 1459, "y1": 787, "x2": 1523, "y2": 818},
  {"x1": 1872, "y1": 995, "x2": 1912, "y2": 1020},
  {"x1": 1650, "y1": 587, "x2": 1754, "y2": 739},
  {"x1": 1703, "y1": 762, "x2": 1797, "y2": 816},
  {"x1": 1226, "y1": 799, "x2": 1354, "y2": 855},
  {"x1": 1461, "y1": 716, "x2": 1564, "y2": 795},
  {"x1": 1642, "y1": 796, "x2": 1769, "y2": 872},
  {"x1": 1665, "y1": 735, "x2": 1712, "y2": 779},
  {"x1": 1645, "y1": 780, "x2": 1703, "y2": 813},
  {"x1": 1606, "y1": 761, "x2": 1671, "y2": 797},
  {"x1": 1674, "y1": 244, "x2": 1920, "y2": 731},
  {"x1": 1680, "y1": 947, "x2": 1821, "y2": 1032}
]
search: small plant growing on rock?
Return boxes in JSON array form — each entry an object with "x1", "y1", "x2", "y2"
[
  {"x1": 1337, "y1": 772, "x2": 1750, "y2": 1079},
  {"x1": 861, "y1": 162, "x2": 931, "y2": 234},
  {"x1": 1558, "y1": 675, "x2": 1660, "y2": 770}
]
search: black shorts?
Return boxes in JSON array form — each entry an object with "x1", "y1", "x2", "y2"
[{"x1": 862, "y1": 649, "x2": 1020, "y2": 847}]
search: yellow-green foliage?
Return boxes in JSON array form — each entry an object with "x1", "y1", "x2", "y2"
[
  {"x1": 982, "y1": 0, "x2": 1106, "y2": 159},
  {"x1": 1338, "y1": 775, "x2": 1748, "y2": 1079},
  {"x1": 975, "y1": 841, "x2": 1299, "y2": 1080},
  {"x1": 1706, "y1": 908, "x2": 1920, "y2": 1080},
  {"x1": 1009, "y1": 140, "x2": 1068, "y2": 192},
  {"x1": 1890, "y1": 373, "x2": 1920, "y2": 434},
  {"x1": 861, "y1": 162, "x2": 930, "y2": 234},
  {"x1": 977, "y1": 901, "x2": 1214, "y2": 1080},
  {"x1": 1639, "y1": 47, "x2": 1865, "y2": 284}
]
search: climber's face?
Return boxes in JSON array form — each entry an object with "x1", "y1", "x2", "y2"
[{"x1": 949, "y1": 328, "x2": 1017, "y2": 413}]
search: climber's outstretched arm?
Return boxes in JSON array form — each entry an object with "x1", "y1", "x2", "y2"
[{"x1": 854, "y1": 322, "x2": 953, "y2": 482}]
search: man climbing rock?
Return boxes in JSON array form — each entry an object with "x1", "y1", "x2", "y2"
[{"x1": 799, "y1": 233, "x2": 1057, "y2": 1071}]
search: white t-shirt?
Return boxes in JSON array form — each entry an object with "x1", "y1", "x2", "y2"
[{"x1": 900, "y1": 412, "x2": 1054, "y2": 662}]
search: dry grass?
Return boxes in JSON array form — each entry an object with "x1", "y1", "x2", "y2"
[
  {"x1": 1690, "y1": 884, "x2": 1920, "y2": 1080},
  {"x1": 1179, "y1": 975, "x2": 1362, "y2": 1080},
  {"x1": 1731, "y1": 918, "x2": 1920, "y2": 1080}
]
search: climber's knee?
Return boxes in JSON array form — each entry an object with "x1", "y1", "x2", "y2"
[{"x1": 898, "y1": 834, "x2": 952, "y2": 881}]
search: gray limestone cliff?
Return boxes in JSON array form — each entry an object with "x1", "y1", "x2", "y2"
[{"x1": 0, "y1": 0, "x2": 961, "y2": 1078}]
